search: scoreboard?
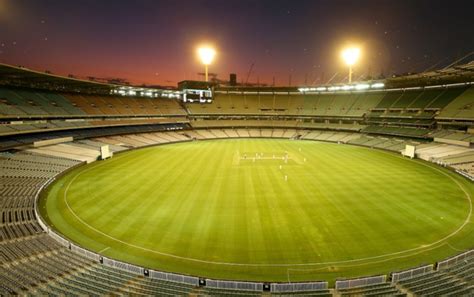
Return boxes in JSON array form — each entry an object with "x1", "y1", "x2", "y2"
[
  {"x1": 178, "y1": 80, "x2": 214, "y2": 103},
  {"x1": 182, "y1": 88, "x2": 213, "y2": 103}
]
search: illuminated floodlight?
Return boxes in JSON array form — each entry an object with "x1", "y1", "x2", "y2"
[
  {"x1": 298, "y1": 88, "x2": 306, "y2": 92},
  {"x1": 198, "y1": 47, "x2": 216, "y2": 65},
  {"x1": 341, "y1": 47, "x2": 361, "y2": 83},
  {"x1": 371, "y1": 82, "x2": 385, "y2": 89},
  {"x1": 341, "y1": 48, "x2": 360, "y2": 66},
  {"x1": 316, "y1": 87, "x2": 327, "y2": 91},
  {"x1": 197, "y1": 46, "x2": 216, "y2": 82},
  {"x1": 328, "y1": 86, "x2": 341, "y2": 91},
  {"x1": 341, "y1": 85, "x2": 354, "y2": 91}
]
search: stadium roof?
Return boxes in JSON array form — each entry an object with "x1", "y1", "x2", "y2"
[
  {"x1": 1, "y1": 61, "x2": 473, "y2": 95},
  {"x1": 385, "y1": 61, "x2": 474, "y2": 88},
  {"x1": 0, "y1": 63, "x2": 121, "y2": 94},
  {"x1": 0, "y1": 63, "x2": 175, "y2": 96}
]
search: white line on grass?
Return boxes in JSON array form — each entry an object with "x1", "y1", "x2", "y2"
[
  {"x1": 285, "y1": 242, "x2": 449, "y2": 282},
  {"x1": 61, "y1": 142, "x2": 473, "y2": 267},
  {"x1": 446, "y1": 242, "x2": 467, "y2": 252},
  {"x1": 99, "y1": 246, "x2": 110, "y2": 253}
]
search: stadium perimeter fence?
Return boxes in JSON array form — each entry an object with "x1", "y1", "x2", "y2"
[
  {"x1": 206, "y1": 279, "x2": 264, "y2": 291},
  {"x1": 35, "y1": 173, "x2": 473, "y2": 292},
  {"x1": 437, "y1": 249, "x2": 474, "y2": 270},
  {"x1": 455, "y1": 169, "x2": 474, "y2": 181},
  {"x1": 391, "y1": 264, "x2": 434, "y2": 283},
  {"x1": 335, "y1": 275, "x2": 386, "y2": 290},
  {"x1": 271, "y1": 281, "x2": 327, "y2": 292}
]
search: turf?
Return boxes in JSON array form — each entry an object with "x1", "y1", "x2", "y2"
[{"x1": 39, "y1": 139, "x2": 474, "y2": 283}]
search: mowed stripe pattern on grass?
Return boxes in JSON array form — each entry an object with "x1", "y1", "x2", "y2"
[{"x1": 41, "y1": 139, "x2": 474, "y2": 282}]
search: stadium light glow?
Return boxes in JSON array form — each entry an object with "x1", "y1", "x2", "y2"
[
  {"x1": 341, "y1": 47, "x2": 361, "y2": 83},
  {"x1": 298, "y1": 82, "x2": 383, "y2": 93},
  {"x1": 371, "y1": 82, "x2": 385, "y2": 89},
  {"x1": 197, "y1": 46, "x2": 216, "y2": 82},
  {"x1": 355, "y1": 83, "x2": 370, "y2": 90},
  {"x1": 328, "y1": 86, "x2": 341, "y2": 91}
]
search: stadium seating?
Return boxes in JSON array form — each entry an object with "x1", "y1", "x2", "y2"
[
  {"x1": 1, "y1": 128, "x2": 474, "y2": 295},
  {"x1": 396, "y1": 267, "x2": 473, "y2": 296},
  {"x1": 362, "y1": 125, "x2": 431, "y2": 137},
  {"x1": 2, "y1": 78, "x2": 474, "y2": 295},
  {"x1": 0, "y1": 88, "x2": 85, "y2": 116},
  {"x1": 1, "y1": 89, "x2": 187, "y2": 117},
  {"x1": 2, "y1": 84, "x2": 473, "y2": 146},
  {"x1": 337, "y1": 282, "x2": 406, "y2": 296},
  {"x1": 186, "y1": 92, "x2": 384, "y2": 117},
  {"x1": 415, "y1": 143, "x2": 474, "y2": 161},
  {"x1": 437, "y1": 86, "x2": 474, "y2": 120},
  {"x1": 373, "y1": 87, "x2": 466, "y2": 111}
]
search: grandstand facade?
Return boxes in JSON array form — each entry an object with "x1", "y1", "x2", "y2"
[{"x1": 1, "y1": 63, "x2": 473, "y2": 295}]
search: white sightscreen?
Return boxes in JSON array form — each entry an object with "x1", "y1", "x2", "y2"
[
  {"x1": 404, "y1": 145, "x2": 416, "y2": 158},
  {"x1": 100, "y1": 145, "x2": 111, "y2": 159}
]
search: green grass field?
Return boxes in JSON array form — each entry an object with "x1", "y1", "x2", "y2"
[{"x1": 40, "y1": 139, "x2": 474, "y2": 283}]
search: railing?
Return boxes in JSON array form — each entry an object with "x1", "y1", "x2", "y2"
[
  {"x1": 49, "y1": 231, "x2": 70, "y2": 248},
  {"x1": 391, "y1": 264, "x2": 433, "y2": 284},
  {"x1": 438, "y1": 249, "x2": 474, "y2": 270},
  {"x1": 271, "y1": 281, "x2": 327, "y2": 292},
  {"x1": 103, "y1": 257, "x2": 144, "y2": 274},
  {"x1": 149, "y1": 270, "x2": 199, "y2": 286},
  {"x1": 71, "y1": 243, "x2": 101, "y2": 261},
  {"x1": 335, "y1": 275, "x2": 386, "y2": 290},
  {"x1": 206, "y1": 279, "x2": 264, "y2": 291},
  {"x1": 455, "y1": 169, "x2": 474, "y2": 181}
]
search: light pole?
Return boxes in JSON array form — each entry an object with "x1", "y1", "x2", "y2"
[
  {"x1": 198, "y1": 46, "x2": 216, "y2": 82},
  {"x1": 341, "y1": 47, "x2": 360, "y2": 83}
]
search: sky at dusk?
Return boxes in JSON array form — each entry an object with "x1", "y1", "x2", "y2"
[{"x1": 0, "y1": 0, "x2": 473, "y2": 87}]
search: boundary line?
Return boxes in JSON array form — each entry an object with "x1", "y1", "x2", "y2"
[
  {"x1": 99, "y1": 246, "x2": 110, "y2": 253},
  {"x1": 60, "y1": 140, "x2": 473, "y2": 267}
]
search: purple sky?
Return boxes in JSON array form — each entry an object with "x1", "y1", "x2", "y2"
[{"x1": 1, "y1": 0, "x2": 473, "y2": 86}]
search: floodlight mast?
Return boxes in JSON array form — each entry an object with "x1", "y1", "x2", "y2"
[
  {"x1": 341, "y1": 47, "x2": 360, "y2": 83},
  {"x1": 349, "y1": 65, "x2": 353, "y2": 84},
  {"x1": 198, "y1": 47, "x2": 216, "y2": 82}
]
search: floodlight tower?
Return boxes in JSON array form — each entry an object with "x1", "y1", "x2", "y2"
[
  {"x1": 198, "y1": 46, "x2": 216, "y2": 82},
  {"x1": 341, "y1": 47, "x2": 360, "y2": 83}
]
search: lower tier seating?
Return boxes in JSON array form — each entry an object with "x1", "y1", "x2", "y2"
[
  {"x1": 337, "y1": 282, "x2": 406, "y2": 296},
  {"x1": 1, "y1": 128, "x2": 473, "y2": 296}
]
